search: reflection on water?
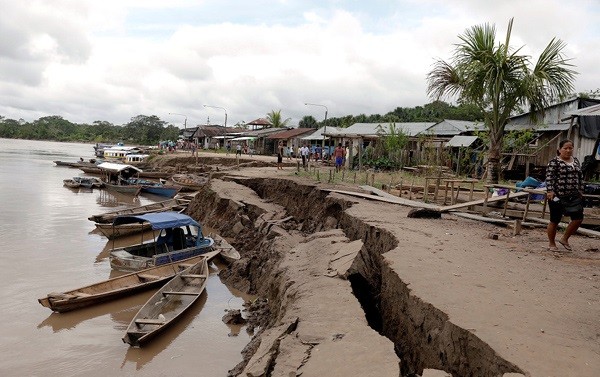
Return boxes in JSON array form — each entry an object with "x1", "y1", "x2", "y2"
[
  {"x1": 97, "y1": 189, "x2": 141, "y2": 207},
  {"x1": 0, "y1": 139, "x2": 253, "y2": 377}
]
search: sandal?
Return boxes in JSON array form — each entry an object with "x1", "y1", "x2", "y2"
[
  {"x1": 557, "y1": 240, "x2": 572, "y2": 251},
  {"x1": 547, "y1": 246, "x2": 560, "y2": 252}
]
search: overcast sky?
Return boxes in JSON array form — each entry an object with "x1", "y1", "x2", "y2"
[{"x1": 1, "y1": 0, "x2": 598, "y2": 128}]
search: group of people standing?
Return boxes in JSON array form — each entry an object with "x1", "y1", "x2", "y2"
[{"x1": 276, "y1": 141, "x2": 349, "y2": 171}]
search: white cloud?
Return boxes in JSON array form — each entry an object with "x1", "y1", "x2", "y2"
[{"x1": 0, "y1": 0, "x2": 598, "y2": 126}]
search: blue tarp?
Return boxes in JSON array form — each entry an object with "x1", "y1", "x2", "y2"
[{"x1": 113, "y1": 211, "x2": 200, "y2": 230}]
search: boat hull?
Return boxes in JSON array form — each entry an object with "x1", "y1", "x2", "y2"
[
  {"x1": 88, "y1": 198, "x2": 189, "y2": 223},
  {"x1": 104, "y1": 182, "x2": 142, "y2": 196},
  {"x1": 109, "y1": 238, "x2": 215, "y2": 271},
  {"x1": 123, "y1": 258, "x2": 209, "y2": 347},
  {"x1": 37, "y1": 252, "x2": 214, "y2": 313},
  {"x1": 141, "y1": 185, "x2": 180, "y2": 198},
  {"x1": 95, "y1": 222, "x2": 153, "y2": 239}
]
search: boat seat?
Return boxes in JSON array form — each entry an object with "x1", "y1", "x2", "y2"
[
  {"x1": 137, "y1": 274, "x2": 161, "y2": 281},
  {"x1": 135, "y1": 318, "x2": 166, "y2": 326},
  {"x1": 178, "y1": 263, "x2": 194, "y2": 269},
  {"x1": 162, "y1": 291, "x2": 200, "y2": 296},
  {"x1": 180, "y1": 274, "x2": 206, "y2": 279}
]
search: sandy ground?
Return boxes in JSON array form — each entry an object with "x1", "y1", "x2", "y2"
[{"x1": 174, "y1": 150, "x2": 600, "y2": 376}]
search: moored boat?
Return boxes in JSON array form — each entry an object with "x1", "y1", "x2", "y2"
[
  {"x1": 170, "y1": 174, "x2": 209, "y2": 191},
  {"x1": 95, "y1": 222, "x2": 153, "y2": 239},
  {"x1": 122, "y1": 257, "x2": 209, "y2": 347},
  {"x1": 63, "y1": 179, "x2": 81, "y2": 188},
  {"x1": 37, "y1": 251, "x2": 218, "y2": 313},
  {"x1": 212, "y1": 234, "x2": 241, "y2": 264},
  {"x1": 127, "y1": 178, "x2": 181, "y2": 198},
  {"x1": 88, "y1": 198, "x2": 189, "y2": 223},
  {"x1": 104, "y1": 182, "x2": 142, "y2": 196},
  {"x1": 109, "y1": 212, "x2": 214, "y2": 271}
]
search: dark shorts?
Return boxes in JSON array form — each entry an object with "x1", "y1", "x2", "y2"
[
  {"x1": 335, "y1": 156, "x2": 343, "y2": 166},
  {"x1": 277, "y1": 153, "x2": 282, "y2": 163},
  {"x1": 548, "y1": 198, "x2": 584, "y2": 223}
]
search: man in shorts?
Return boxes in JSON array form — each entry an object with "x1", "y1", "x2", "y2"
[{"x1": 334, "y1": 143, "x2": 345, "y2": 172}]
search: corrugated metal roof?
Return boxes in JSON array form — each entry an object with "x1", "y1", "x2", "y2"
[
  {"x1": 505, "y1": 123, "x2": 570, "y2": 132},
  {"x1": 327, "y1": 122, "x2": 435, "y2": 137},
  {"x1": 301, "y1": 126, "x2": 343, "y2": 140},
  {"x1": 566, "y1": 103, "x2": 600, "y2": 117},
  {"x1": 267, "y1": 128, "x2": 315, "y2": 139},
  {"x1": 445, "y1": 135, "x2": 479, "y2": 147},
  {"x1": 425, "y1": 119, "x2": 482, "y2": 136}
]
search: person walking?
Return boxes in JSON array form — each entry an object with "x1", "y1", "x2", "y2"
[
  {"x1": 226, "y1": 141, "x2": 231, "y2": 156},
  {"x1": 236, "y1": 143, "x2": 242, "y2": 157},
  {"x1": 545, "y1": 139, "x2": 585, "y2": 252}
]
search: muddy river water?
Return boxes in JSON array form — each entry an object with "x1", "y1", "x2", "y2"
[{"x1": 0, "y1": 139, "x2": 251, "y2": 376}]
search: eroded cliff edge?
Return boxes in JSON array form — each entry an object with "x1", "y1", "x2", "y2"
[{"x1": 186, "y1": 176, "x2": 536, "y2": 377}]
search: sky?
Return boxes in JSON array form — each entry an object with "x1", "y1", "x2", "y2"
[{"x1": 1, "y1": 0, "x2": 599, "y2": 128}]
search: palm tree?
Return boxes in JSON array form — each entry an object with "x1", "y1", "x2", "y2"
[
  {"x1": 266, "y1": 110, "x2": 291, "y2": 128},
  {"x1": 427, "y1": 18, "x2": 576, "y2": 183}
]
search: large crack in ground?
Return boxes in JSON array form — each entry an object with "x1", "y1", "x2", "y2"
[{"x1": 186, "y1": 177, "x2": 524, "y2": 377}]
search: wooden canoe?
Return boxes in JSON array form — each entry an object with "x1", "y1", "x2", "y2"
[
  {"x1": 38, "y1": 250, "x2": 218, "y2": 313},
  {"x1": 122, "y1": 257, "x2": 209, "y2": 347},
  {"x1": 212, "y1": 235, "x2": 241, "y2": 264},
  {"x1": 95, "y1": 222, "x2": 153, "y2": 239},
  {"x1": 170, "y1": 174, "x2": 209, "y2": 191},
  {"x1": 88, "y1": 198, "x2": 189, "y2": 223}
]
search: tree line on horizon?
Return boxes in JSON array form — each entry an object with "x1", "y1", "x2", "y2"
[{"x1": 0, "y1": 101, "x2": 484, "y2": 145}]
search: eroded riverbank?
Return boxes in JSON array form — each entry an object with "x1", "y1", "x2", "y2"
[{"x1": 148, "y1": 153, "x2": 599, "y2": 377}]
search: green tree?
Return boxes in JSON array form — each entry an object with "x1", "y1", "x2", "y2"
[
  {"x1": 299, "y1": 115, "x2": 318, "y2": 128},
  {"x1": 266, "y1": 110, "x2": 291, "y2": 128},
  {"x1": 124, "y1": 115, "x2": 168, "y2": 144},
  {"x1": 427, "y1": 18, "x2": 576, "y2": 183}
]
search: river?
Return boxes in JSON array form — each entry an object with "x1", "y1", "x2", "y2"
[{"x1": 0, "y1": 138, "x2": 251, "y2": 376}]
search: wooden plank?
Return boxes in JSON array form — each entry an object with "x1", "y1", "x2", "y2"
[
  {"x1": 135, "y1": 319, "x2": 165, "y2": 325},
  {"x1": 162, "y1": 291, "x2": 201, "y2": 296},
  {"x1": 525, "y1": 217, "x2": 600, "y2": 238},
  {"x1": 439, "y1": 191, "x2": 529, "y2": 212},
  {"x1": 329, "y1": 187, "x2": 439, "y2": 210},
  {"x1": 180, "y1": 274, "x2": 206, "y2": 279},
  {"x1": 137, "y1": 274, "x2": 161, "y2": 281}
]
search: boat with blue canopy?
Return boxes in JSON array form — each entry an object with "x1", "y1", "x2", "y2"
[{"x1": 108, "y1": 212, "x2": 214, "y2": 271}]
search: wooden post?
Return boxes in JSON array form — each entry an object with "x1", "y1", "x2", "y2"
[
  {"x1": 317, "y1": 170, "x2": 320, "y2": 181},
  {"x1": 371, "y1": 173, "x2": 375, "y2": 187},
  {"x1": 513, "y1": 219, "x2": 522, "y2": 236},
  {"x1": 353, "y1": 172, "x2": 357, "y2": 183},
  {"x1": 297, "y1": 161, "x2": 300, "y2": 172},
  {"x1": 409, "y1": 176, "x2": 415, "y2": 200},
  {"x1": 342, "y1": 170, "x2": 345, "y2": 182},
  {"x1": 423, "y1": 178, "x2": 429, "y2": 203},
  {"x1": 443, "y1": 181, "x2": 449, "y2": 205},
  {"x1": 502, "y1": 190, "x2": 511, "y2": 217},
  {"x1": 398, "y1": 178, "x2": 403, "y2": 197},
  {"x1": 388, "y1": 176, "x2": 393, "y2": 193},
  {"x1": 523, "y1": 193, "x2": 531, "y2": 221},
  {"x1": 329, "y1": 169, "x2": 333, "y2": 183}
]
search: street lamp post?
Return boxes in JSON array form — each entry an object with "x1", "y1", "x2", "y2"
[
  {"x1": 169, "y1": 112, "x2": 187, "y2": 131},
  {"x1": 203, "y1": 105, "x2": 227, "y2": 127},
  {"x1": 304, "y1": 103, "x2": 328, "y2": 155}
]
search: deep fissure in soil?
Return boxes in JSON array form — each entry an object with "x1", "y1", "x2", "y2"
[{"x1": 187, "y1": 177, "x2": 522, "y2": 376}]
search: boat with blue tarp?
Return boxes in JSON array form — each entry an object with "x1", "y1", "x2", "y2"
[{"x1": 108, "y1": 212, "x2": 214, "y2": 271}]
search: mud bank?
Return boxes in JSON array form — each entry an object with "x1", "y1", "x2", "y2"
[{"x1": 185, "y1": 176, "x2": 545, "y2": 376}]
